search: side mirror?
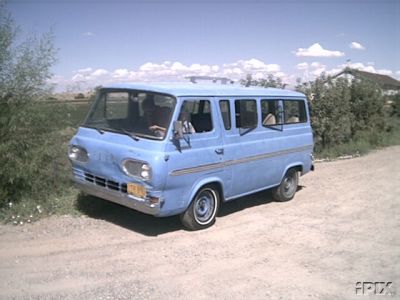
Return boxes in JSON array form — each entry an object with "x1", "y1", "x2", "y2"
[{"x1": 173, "y1": 120, "x2": 183, "y2": 139}]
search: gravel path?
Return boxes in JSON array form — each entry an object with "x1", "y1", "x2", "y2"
[{"x1": 1, "y1": 146, "x2": 399, "y2": 299}]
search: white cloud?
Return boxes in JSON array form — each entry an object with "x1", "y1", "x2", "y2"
[
  {"x1": 310, "y1": 62, "x2": 327, "y2": 76},
  {"x1": 82, "y1": 32, "x2": 94, "y2": 37},
  {"x1": 139, "y1": 62, "x2": 167, "y2": 72},
  {"x1": 224, "y1": 58, "x2": 281, "y2": 73},
  {"x1": 295, "y1": 61, "x2": 327, "y2": 79},
  {"x1": 296, "y1": 62, "x2": 309, "y2": 70},
  {"x1": 72, "y1": 73, "x2": 87, "y2": 82},
  {"x1": 112, "y1": 69, "x2": 130, "y2": 78},
  {"x1": 325, "y1": 68, "x2": 343, "y2": 76},
  {"x1": 223, "y1": 67, "x2": 243, "y2": 76},
  {"x1": 295, "y1": 43, "x2": 344, "y2": 57},
  {"x1": 58, "y1": 58, "x2": 288, "y2": 91},
  {"x1": 376, "y1": 69, "x2": 393, "y2": 76},
  {"x1": 91, "y1": 69, "x2": 108, "y2": 77},
  {"x1": 170, "y1": 62, "x2": 187, "y2": 72},
  {"x1": 311, "y1": 62, "x2": 322, "y2": 68},
  {"x1": 211, "y1": 65, "x2": 219, "y2": 72},
  {"x1": 189, "y1": 63, "x2": 211, "y2": 74},
  {"x1": 53, "y1": 57, "x2": 399, "y2": 93},
  {"x1": 340, "y1": 62, "x2": 375, "y2": 73},
  {"x1": 275, "y1": 72, "x2": 286, "y2": 78},
  {"x1": 243, "y1": 58, "x2": 268, "y2": 70},
  {"x1": 350, "y1": 42, "x2": 365, "y2": 50},
  {"x1": 76, "y1": 67, "x2": 92, "y2": 74}
]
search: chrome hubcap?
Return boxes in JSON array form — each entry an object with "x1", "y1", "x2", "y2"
[
  {"x1": 194, "y1": 190, "x2": 216, "y2": 224},
  {"x1": 283, "y1": 176, "x2": 295, "y2": 196}
]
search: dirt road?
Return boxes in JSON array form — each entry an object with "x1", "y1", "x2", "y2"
[{"x1": 0, "y1": 146, "x2": 399, "y2": 299}]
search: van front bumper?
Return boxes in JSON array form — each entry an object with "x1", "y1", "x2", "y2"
[{"x1": 73, "y1": 178, "x2": 162, "y2": 216}]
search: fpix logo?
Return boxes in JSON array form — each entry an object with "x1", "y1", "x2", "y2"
[{"x1": 355, "y1": 282, "x2": 395, "y2": 296}]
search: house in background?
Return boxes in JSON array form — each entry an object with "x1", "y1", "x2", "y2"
[{"x1": 331, "y1": 67, "x2": 400, "y2": 95}]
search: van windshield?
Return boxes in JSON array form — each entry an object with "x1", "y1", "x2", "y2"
[{"x1": 83, "y1": 89, "x2": 176, "y2": 140}]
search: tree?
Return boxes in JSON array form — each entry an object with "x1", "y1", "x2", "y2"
[
  {"x1": 0, "y1": 5, "x2": 71, "y2": 208},
  {"x1": 296, "y1": 73, "x2": 388, "y2": 152},
  {"x1": 241, "y1": 74, "x2": 286, "y2": 89}
]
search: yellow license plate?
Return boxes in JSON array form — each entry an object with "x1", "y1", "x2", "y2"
[{"x1": 127, "y1": 183, "x2": 146, "y2": 198}]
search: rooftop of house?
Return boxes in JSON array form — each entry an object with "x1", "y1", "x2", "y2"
[{"x1": 331, "y1": 68, "x2": 400, "y2": 90}]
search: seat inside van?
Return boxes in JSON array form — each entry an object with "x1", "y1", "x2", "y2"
[{"x1": 190, "y1": 113, "x2": 212, "y2": 132}]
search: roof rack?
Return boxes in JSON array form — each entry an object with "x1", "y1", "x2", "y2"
[{"x1": 185, "y1": 76, "x2": 234, "y2": 84}]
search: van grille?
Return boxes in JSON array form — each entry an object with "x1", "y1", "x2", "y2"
[{"x1": 84, "y1": 172, "x2": 127, "y2": 194}]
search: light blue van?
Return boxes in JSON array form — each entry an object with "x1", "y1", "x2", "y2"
[{"x1": 68, "y1": 83, "x2": 314, "y2": 230}]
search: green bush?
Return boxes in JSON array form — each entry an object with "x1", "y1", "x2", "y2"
[
  {"x1": 0, "y1": 102, "x2": 74, "y2": 203},
  {"x1": 388, "y1": 93, "x2": 400, "y2": 117},
  {"x1": 295, "y1": 74, "x2": 391, "y2": 154},
  {"x1": 0, "y1": 6, "x2": 75, "y2": 217}
]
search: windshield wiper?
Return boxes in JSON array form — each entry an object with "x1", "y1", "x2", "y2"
[
  {"x1": 83, "y1": 125, "x2": 105, "y2": 134},
  {"x1": 83, "y1": 125, "x2": 140, "y2": 141},
  {"x1": 120, "y1": 129, "x2": 140, "y2": 141}
]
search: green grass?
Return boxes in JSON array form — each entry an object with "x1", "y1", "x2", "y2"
[
  {"x1": 0, "y1": 188, "x2": 80, "y2": 225},
  {"x1": 0, "y1": 101, "x2": 94, "y2": 224}
]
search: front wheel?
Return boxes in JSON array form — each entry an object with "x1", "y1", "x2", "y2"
[
  {"x1": 180, "y1": 186, "x2": 220, "y2": 230},
  {"x1": 272, "y1": 169, "x2": 299, "y2": 202}
]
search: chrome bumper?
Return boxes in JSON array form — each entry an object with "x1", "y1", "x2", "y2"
[{"x1": 73, "y1": 179, "x2": 162, "y2": 216}]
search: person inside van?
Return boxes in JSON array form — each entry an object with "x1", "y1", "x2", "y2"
[
  {"x1": 142, "y1": 95, "x2": 171, "y2": 137},
  {"x1": 178, "y1": 111, "x2": 196, "y2": 134}
]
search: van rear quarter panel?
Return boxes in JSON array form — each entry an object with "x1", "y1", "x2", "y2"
[{"x1": 218, "y1": 96, "x2": 313, "y2": 201}]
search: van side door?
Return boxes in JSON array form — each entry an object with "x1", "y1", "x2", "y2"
[
  {"x1": 165, "y1": 97, "x2": 225, "y2": 210},
  {"x1": 218, "y1": 97, "x2": 268, "y2": 199}
]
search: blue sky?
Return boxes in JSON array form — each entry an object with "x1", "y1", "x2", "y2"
[{"x1": 7, "y1": 0, "x2": 400, "y2": 91}]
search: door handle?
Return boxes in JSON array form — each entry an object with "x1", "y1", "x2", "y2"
[{"x1": 215, "y1": 148, "x2": 224, "y2": 155}]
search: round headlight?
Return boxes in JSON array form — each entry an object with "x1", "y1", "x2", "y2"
[
  {"x1": 122, "y1": 159, "x2": 152, "y2": 180},
  {"x1": 68, "y1": 145, "x2": 89, "y2": 163},
  {"x1": 140, "y1": 164, "x2": 151, "y2": 180}
]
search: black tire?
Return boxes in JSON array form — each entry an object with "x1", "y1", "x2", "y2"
[
  {"x1": 272, "y1": 168, "x2": 299, "y2": 202},
  {"x1": 180, "y1": 185, "x2": 220, "y2": 230}
]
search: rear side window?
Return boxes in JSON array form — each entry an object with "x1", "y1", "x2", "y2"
[
  {"x1": 179, "y1": 100, "x2": 213, "y2": 133},
  {"x1": 261, "y1": 100, "x2": 280, "y2": 126},
  {"x1": 219, "y1": 100, "x2": 231, "y2": 130},
  {"x1": 284, "y1": 100, "x2": 307, "y2": 124},
  {"x1": 235, "y1": 99, "x2": 257, "y2": 128}
]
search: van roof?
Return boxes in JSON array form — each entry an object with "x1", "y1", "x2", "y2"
[{"x1": 102, "y1": 83, "x2": 305, "y2": 98}]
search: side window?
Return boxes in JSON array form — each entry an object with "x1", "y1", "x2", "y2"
[
  {"x1": 284, "y1": 100, "x2": 307, "y2": 124},
  {"x1": 219, "y1": 100, "x2": 231, "y2": 130},
  {"x1": 235, "y1": 99, "x2": 257, "y2": 128},
  {"x1": 261, "y1": 100, "x2": 280, "y2": 126},
  {"x1": 179, "y1": 100, "x2": 213, "y2": 133}
]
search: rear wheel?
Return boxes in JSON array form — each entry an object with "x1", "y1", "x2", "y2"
[
  {"x1": 180, "y1": 186, "x2": 220, "y2": 230},
  {"x1": 272, "y1": 169, "x2": 299, "y2": 202}
]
